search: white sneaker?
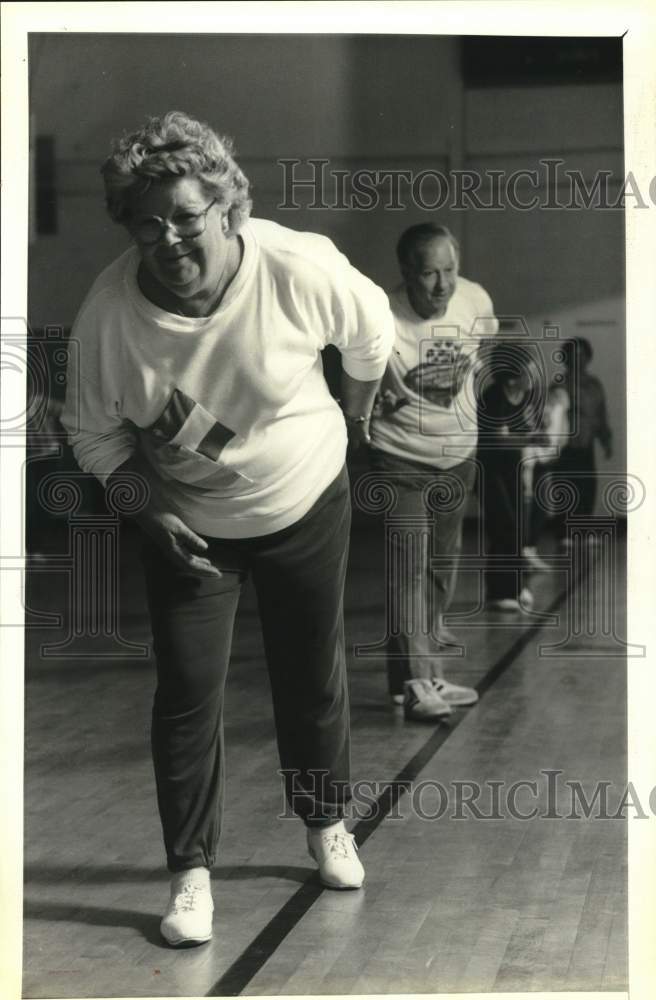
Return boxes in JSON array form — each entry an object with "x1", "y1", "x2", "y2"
[
  {"x1": 160, "y1": 868, "x2": 213, "y2": 947},
  {"x1": 307, "y1": 821, "x2": 365, "y2": 889},
  {"x1": 487, "y1": 597, "x2": 521, "y2": 612},
  {"x1": 431, "y1": 677, "x2": 479, "y2": 707},
  {"x1": 519, "y1": 587, "x2": 534, "y2": 609},
  {"x1": 487, "y1": 589, "x2": 534, "y2": 613},
  {"x1": 522, "y1": 546, "x2": 550, "y2": 572},
  {"x1": 403, "y1": 678, "x2": 453, "y2": 721}
]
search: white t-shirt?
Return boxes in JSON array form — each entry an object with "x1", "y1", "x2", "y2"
[
  {"x1": 62, "y1": 218, "x2": 394, "y2": 537},
  {"x1": 370, "y1": 279, "x2": 498, "y2": 468}
]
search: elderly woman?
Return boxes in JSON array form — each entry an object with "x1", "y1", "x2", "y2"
[{"x1": 61, "y1": 111, "x2": 394, "y2": 947}]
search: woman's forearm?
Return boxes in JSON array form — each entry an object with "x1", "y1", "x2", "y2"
[
  {"x1": 339, "y1": 369, "x2": 382, "y2": 448},
  {"x1": 340, "y1": 369, "x2": 381, "y2": 420}
]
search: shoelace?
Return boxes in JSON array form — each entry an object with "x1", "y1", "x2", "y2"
[
  {"x1": 172, "y1": 882, "x2": 205, "y2": 913},
  {"x1": 322, "y1": 831, "x2": 355, "y2": 858},
  {"x1": 407, "y1": 680, "x2": 432, "y2": 706}
]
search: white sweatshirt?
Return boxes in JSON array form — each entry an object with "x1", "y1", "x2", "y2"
[
  {"x1": 370, "y1": 281, "x2": 498, "y2": 469},
  {"x1": 62, "y1": 218, "x2": 394, "y2": 537}
]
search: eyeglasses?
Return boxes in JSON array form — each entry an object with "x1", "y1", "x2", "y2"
[{"x1": 132, "y1": 199, "x2": 218, "y2": 246}]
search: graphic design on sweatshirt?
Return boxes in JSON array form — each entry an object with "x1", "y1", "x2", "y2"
[
  {"x1": 148, "y1": 388, "x2": 237, "y2": 462},
  {"x1": 403, "y1": 339, "x2": 473, "y2": 409}
]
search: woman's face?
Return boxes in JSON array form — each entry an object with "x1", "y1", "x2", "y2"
[{"x1": 129, "y1": 176, "x2": 229, "y2": 303}]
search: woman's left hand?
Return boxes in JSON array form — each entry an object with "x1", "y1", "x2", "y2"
[{"x1": 345, "y1": 415, "x2": 371, "y2": 450}]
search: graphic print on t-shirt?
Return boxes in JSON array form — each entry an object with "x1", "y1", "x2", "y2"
[
  {"x1": 404, "y1": 338, "x2": 474, "y2": 409},
  {"x1": 148, "y1": 388, "x2": 236, "y2": 461}
]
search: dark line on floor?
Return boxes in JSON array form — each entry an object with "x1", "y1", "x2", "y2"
[{"x1": 207, "y1": 565, "x2": 587, "y2": 996}]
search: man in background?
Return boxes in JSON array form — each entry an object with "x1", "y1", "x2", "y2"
[{"x1": 369, "y1": 223, "x2": 498, "y2": 722}]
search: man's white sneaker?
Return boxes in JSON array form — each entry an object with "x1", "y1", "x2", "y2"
[
  {"x1": 160, "y1": 867, "x2": 213, "y2": 947},
  {"x1": 519, "y1": 587, "x2": 534, "y2": 609},
  {"x1": 522, "y1": 546, "x2": 550, "y2": 572},
  {"x1": 307, "y1": 821, "x2": 365, "y2": 889},
  {"x1": 431, "y1": 677, "x2": 479, "y2": 707},
  {"x1": 403, "y1": 678, "x2": 453, "y2": 721},
  {"x1": 487, "y1": 597, "x2": 521, "y2": 612},
  {"x1": 488, "y1": 588, "x2": 534, "y2": 613}
]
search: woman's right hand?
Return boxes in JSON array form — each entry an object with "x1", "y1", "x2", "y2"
[
  {"x1": 137, "y1": 508, "x2": 222, "y2": 577},
  {"x1": 107, "y1": 455, "x2": 221, "y2": 577}
]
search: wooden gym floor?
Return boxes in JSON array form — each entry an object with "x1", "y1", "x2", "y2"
[{"x1": 22, "y1": 494, "x2": 627, "y2": 997}]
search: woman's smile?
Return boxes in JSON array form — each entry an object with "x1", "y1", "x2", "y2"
[
  {"x1": 152, "y1": 245, "x2": 204, "y2": 288},
  {"x1": 157, "y1": 250, "x2": 196, "y2": 273}
]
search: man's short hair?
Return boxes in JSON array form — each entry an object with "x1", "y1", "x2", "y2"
[{"x1": 396, "y1": 223, "x2": 460, "y2": 270}]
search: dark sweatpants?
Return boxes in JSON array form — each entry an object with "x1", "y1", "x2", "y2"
[
  {"x1": 551, "y1": 445, "x2": 598, "y2": 538},
  {"x1": 141, "y1": 467, "x2": 352, "y2": 872},
  {"x1": 480, "y1": 452, "x2": 525, "y2": 601}
]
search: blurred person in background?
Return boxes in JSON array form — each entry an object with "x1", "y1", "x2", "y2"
[
  {"x1": 476, "y1": 340, "x2": 548, "y2": 612},
  {"x1": 551, "y1": 337, "x2": 613, "y2": 545},
  {"x1": 522, "y1": 378, "x2": 570, "y2": 566}
]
